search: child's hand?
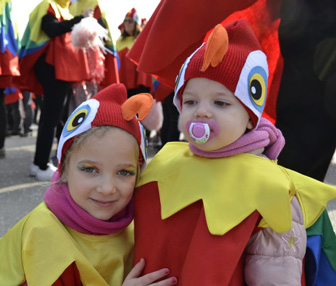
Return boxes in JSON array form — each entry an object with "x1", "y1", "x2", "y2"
[{"x1": 122, "y1": 258, "x2": 178, "y2": 286}]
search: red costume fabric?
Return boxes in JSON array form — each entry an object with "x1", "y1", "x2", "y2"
[
  {"x1": 4, "y1": 88, "x2": 22, "y2": 104},
  {"x1": 0, "y1": 49, "x2": 20, "y2": 88},
  {"x1": 20, "y1": 263, "x2": 81, "y2": 286},
  {"x1": 51, "y1": 263, "x2": 81, "y2": 286},
  {"x1": 117, "y1": 45, "x2": 152, "y2": 90},
  {"x1": 99, "y1": 51, "x2": 120, "y2": 89},
  {"x1": 127, "y1": 0, "x2": 282, "y2": 122},
  {"x1": 152, "y1": 80, "x2": 173, "y2": 102},
  {"x1": 0, "y1": 0, "x2": 20, "y2": 88},
  {"x1": 133, "y1": 182, "x2": 261, "y2": 285}
]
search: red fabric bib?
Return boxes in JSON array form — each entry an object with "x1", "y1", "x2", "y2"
[{"x1": 134, "y1": 181, "x2": 260, "y2": 285}]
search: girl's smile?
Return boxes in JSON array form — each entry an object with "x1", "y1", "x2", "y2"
[{"x1": 63, "y1": 128, "x2": 139, "y2": 221}]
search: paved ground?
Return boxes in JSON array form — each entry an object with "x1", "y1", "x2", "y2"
[{"x1": 1, "y1": 124, "x2": 336, "y2": 237}]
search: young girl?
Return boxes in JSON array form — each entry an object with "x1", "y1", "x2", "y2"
[
  {"x1": 0, "y1": 84, "x2": 177, "y2": 286},
  {"x1": 132, "y1": 20, "x2": 336, "y2": 285}
]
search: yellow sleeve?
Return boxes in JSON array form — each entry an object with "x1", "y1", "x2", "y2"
[{"x1": 0, "y1": 213, "x2": 30, "y2": 285}]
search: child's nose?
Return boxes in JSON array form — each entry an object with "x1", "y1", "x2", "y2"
[
  {"x1": 97, "y1": 176, "x2": 117, "y2": 195},
  {"x1": 195, "y1": 104, "x2": 212, "y2": 118}
]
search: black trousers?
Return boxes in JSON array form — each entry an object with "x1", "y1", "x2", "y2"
[
  {"x1": 33, "y1": 55, "x2": 70, "y2": 169},
  {"x1": 127, "y1": 85, "x2": 151, "y2": 98},
  {"x1": 160, "y1": 92, "x2": 180, "y2": 147},
  {"x1": 22, "y1": 91, "x2": 33, "y2": 133},
  {"x1": 276, "y1": 94, "x2": 336, "y2": 181},
  {"x1": 6, "y1": 101, "x2": 21, "y2": 134}
]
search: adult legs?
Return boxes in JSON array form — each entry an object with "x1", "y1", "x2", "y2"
[
  {"x1": 276, "y1": 103, "x2": 336, "y2": 181},
  {"x1": 160, "y1": 92, "x2": 180, "y2": 148},
  {"x1": 34, "y1": 56, "x2": 70, "y2": 170},
  {"x1": 7, "y1": 101, "x2": 22, "y2": 135},
  {"x1": 33, "y1": 93, "x2": 43, "y2": 124},
  {"x1": 22, "y1": 91, "x2": 33, "y2": 135}
]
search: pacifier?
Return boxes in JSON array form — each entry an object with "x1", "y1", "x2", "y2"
[{"x1": 187, "y1": 121, "x2": 211, "y2": 144}]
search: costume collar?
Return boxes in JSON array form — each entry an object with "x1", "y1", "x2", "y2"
[
  {"x1": 116, "y1": 36, "x2": 135, "y2": 51},
  {"x1": 137, "y1": 142, "x2": 336, "y2": 235}
]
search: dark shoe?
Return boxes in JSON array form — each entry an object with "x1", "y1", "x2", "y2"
[
  {"x1": 10, "y1": 130, "x2": 22, "y2": 136},
  {"x1": 0, "y1": 148, "x2": 5, "y2": 158},
  {"x1": 20, "y1": 131, "x2": 32, "y2": 137}
]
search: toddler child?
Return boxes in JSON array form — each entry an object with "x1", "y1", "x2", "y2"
[
  {"x1": 0, "y1": 83, "x2": 177, "y2": 286},
  {"x1": 132, "y1": 19, "x2": 336, "y2": 285}
]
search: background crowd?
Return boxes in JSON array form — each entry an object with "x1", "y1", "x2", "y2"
[{"x1": 0, "y1": 1, "x2": 164, "y2": 181}]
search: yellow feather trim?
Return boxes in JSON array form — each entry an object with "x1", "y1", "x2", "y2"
[{"x1": 137, "y1": 142, "x2": 336, "y2": 235}]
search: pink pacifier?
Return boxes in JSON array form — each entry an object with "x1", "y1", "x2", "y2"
[{"x1": 187, "y1": 121, "x2": 211, "y2": 144}]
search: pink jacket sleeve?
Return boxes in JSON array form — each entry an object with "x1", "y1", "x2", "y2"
[{"x1": 244, "y1": 196, "x2": 306, "y2": 285}]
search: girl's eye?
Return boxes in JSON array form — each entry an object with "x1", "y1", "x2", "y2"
[
  {"x1": 77, "y1": 165, "x2": 98, "y2": 173},
  {"x1": 183, "y1": 99, "x2": 196, "y2": 105},
  {"x1": 214, "y1": 100, "x2": 229, "y2": 107},
  {"x1": 118, "y1": 170, "x2": 136, "y2": 177}
]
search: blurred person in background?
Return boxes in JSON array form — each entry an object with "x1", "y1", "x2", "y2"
[
  {"x1": 151, "y1": 81, "x2": 180, "y2": 149},
  {"x1": 21, "y1": 90, "x2": 34, "y2": 137},
  {"x1": 69, "y1": 0, "x2": 120, "y2": 92},
  {"x1": 275, "y1": 0, "x2": 336, "y2": 181},
  {"x1": 5, "y1": 87, "x2": 22, "y2": 136},
  {"x1": 17, "y1": 0, "x2": 94, "y2": 181},
  {"x1": 116, "y1": 8, "x2": 153, "y2": 98},
  {"x1": 0, "y1": 0, "x2": 20, "y2": 158}
]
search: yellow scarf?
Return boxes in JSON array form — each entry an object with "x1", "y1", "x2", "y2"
[
  {"x1": 54, "y1": 0, "x2": 70, "y2": 8},
  {"x1": 50, "y1": 0, "x2": 73, "y2": 20}
]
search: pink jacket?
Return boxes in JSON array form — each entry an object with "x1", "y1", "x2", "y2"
[{"x1": 245, "y1": 196, "x2": 306, "y2": 285}]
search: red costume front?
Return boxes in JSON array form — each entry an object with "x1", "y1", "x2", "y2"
[
  {"x1": 134, "y1": 181, "x2": 260, "y2": 285},
  {"x1": 116, "y1": 36, "x2": 152, "y2": 92}
]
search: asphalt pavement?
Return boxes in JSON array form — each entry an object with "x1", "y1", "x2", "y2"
[{"x1": 1, "y1": 124, "x2": 336, "y2": 237}]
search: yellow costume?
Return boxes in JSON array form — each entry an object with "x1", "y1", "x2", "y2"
[{"x1": 0, "y1": 203, "x2": 133, "y2": 286}]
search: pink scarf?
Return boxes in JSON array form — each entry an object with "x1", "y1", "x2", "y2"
[
  {"x1": 44, "y1": 171, "x2": 134, "y2": 235},
  {"x1": 189, "y1": 117, "x2": 285, "y2": 160}
]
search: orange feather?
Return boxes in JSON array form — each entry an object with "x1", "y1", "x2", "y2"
[
  {"x1": 201, "y1": 24, "x2": 229, "y2": 72},
  {"x1": 121, "y1": 93, "x2": 154, "y2": 121}
]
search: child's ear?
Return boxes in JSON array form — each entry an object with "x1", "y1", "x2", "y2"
[{"x1": 247, "y1": 119, "x2": 253, "y2": 130}]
